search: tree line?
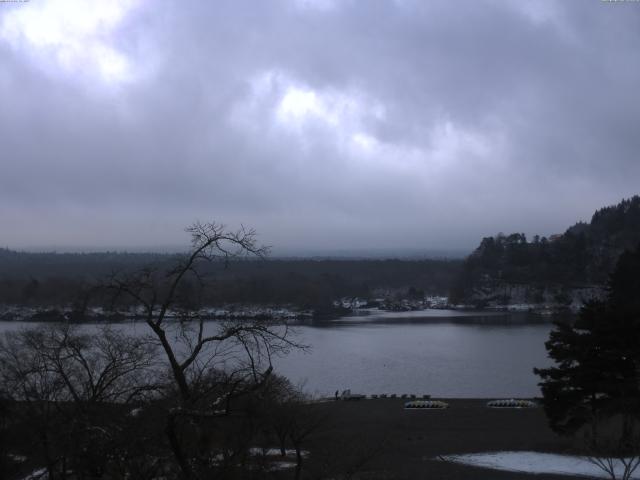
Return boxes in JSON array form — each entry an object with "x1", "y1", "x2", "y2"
[
  {"x1": 451, "y1": 195, "x2": 640, "y2": 304},
  {"x1": 0, "y1": 223, "x2": 379, "y2": 480},
  {"x1": 0, "y1": 249, "x2": 461, "y2": 314}
]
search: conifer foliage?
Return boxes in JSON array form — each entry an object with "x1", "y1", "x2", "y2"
[{"x1": 535, "y1": 243, "x2": 640, "y2": 440}]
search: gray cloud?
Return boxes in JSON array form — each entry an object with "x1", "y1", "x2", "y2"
[{"x1": 0, "y1": 0, "x2": 639, "y2": 252}]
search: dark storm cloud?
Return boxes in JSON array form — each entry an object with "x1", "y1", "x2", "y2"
[{"x1": 0, "y1": 0, "x2": 639, "y2": 251}]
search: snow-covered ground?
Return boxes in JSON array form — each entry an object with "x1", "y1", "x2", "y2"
[
  {"x1": 441, "y1": 451, "x2": 640, "y2": 479},
  {"x1": 20, "y1": 468, "x2": 46, "y2": 480},
  {"x1": 248, "y1": 447, "x2": 309, "y2": 458}
]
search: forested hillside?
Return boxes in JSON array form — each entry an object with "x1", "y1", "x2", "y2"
[
  {"x1": 5, "y1": 196, "x2": 638, "y2": 313},
  {"x1": 450, "y1": 196, "x2": 640, "y2": 307},
  {"x1": 0, "y1": 249, "x2": 461, "y2": 312}
]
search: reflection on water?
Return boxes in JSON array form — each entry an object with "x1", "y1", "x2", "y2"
[
  {"x1": 0, "y1": 310, "x2": 559, "y2": 398},
  {"x1": 273, "y1": 310, "x2": 556, "y2": 398},
  {"x1": 315, "y1": 308, "x2": 555, "y2": 326}
]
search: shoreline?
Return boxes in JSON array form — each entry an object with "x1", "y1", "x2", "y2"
[
  {"x1": 0, "y1": 303, "x2": 575, "y2": 324},
  {"x1": 305, "y1": 397, "x2": 579, "y2": 479}
]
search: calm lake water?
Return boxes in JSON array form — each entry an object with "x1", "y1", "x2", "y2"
[{"x1": 0, "y1": 309, "x2": 556, "y2": 398}]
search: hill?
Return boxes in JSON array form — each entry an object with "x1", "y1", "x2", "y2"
[{"x1": 450, "y1": 195, "x2": 640, "y2": 309}]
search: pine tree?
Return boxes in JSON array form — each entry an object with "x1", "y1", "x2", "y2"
[{"x1": 534, "y1": 243, "x2": 640, "y2": 440}]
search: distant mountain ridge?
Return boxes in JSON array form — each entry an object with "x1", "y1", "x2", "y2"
[{"x1": 450, "y1": 195, "x2": 640, "y2": 308}]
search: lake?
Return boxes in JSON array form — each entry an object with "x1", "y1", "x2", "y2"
[
  {"x1": 274, "y1": 309, "x2": 554, "y2": 398},
  {"x1": 0, "y1": 309, "x2": 556, "y2": 398}
]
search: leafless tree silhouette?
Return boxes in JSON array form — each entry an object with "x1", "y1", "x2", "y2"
[{"x1": 106, "y1": 222, "x2": 303, "y2": 479}]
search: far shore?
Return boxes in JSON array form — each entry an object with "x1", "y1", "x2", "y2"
[{"x1": 0, "y1": 304, "x2": 572, "y2": 325}]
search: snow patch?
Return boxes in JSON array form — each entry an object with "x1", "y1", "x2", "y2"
[
  {"x1": 249, "y1": 447, "x2": 310, "y2": 458},
  {"x1": 441, "y1": 451, "x2": 640, "y2": 479},
  {"x1": 21, "y1": 468, "x2": 47, "y2": 480}
]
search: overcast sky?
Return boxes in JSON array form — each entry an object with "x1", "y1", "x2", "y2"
[{"x1": 1, "y1": 0, "x2": 639, "y2": 254}]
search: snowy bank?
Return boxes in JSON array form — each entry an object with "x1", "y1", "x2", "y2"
[{"x1": 441, "y1": 451, "x2": 640, "y2": 479}]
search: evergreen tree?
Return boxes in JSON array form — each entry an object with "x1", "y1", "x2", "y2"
[
  {"x1": 452, "y1": 195, "x2": 640, "y2": 303},
  {"x1": 534, "y1": 243, "x2": 640, "y2": 440}
]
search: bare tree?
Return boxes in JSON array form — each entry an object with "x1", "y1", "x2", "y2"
[
  {"x1": 287, "y1": 401, "x2": 327, "y2": 480},
  {"x1": 106, "y1": 222, "x2": 303, "y2": 479},
  {"x1": 0, "y1": 324, "x2": 159, "y2": 479},
  {"x1": 584, "y1": 414, "x2": 640, "y2": 480},
  {"x1": 0, "y1": 389, "x2": 12, "y2": 480},
  {"x1": 588, "y1": 455, "x2": 640, "y2": 480}
]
